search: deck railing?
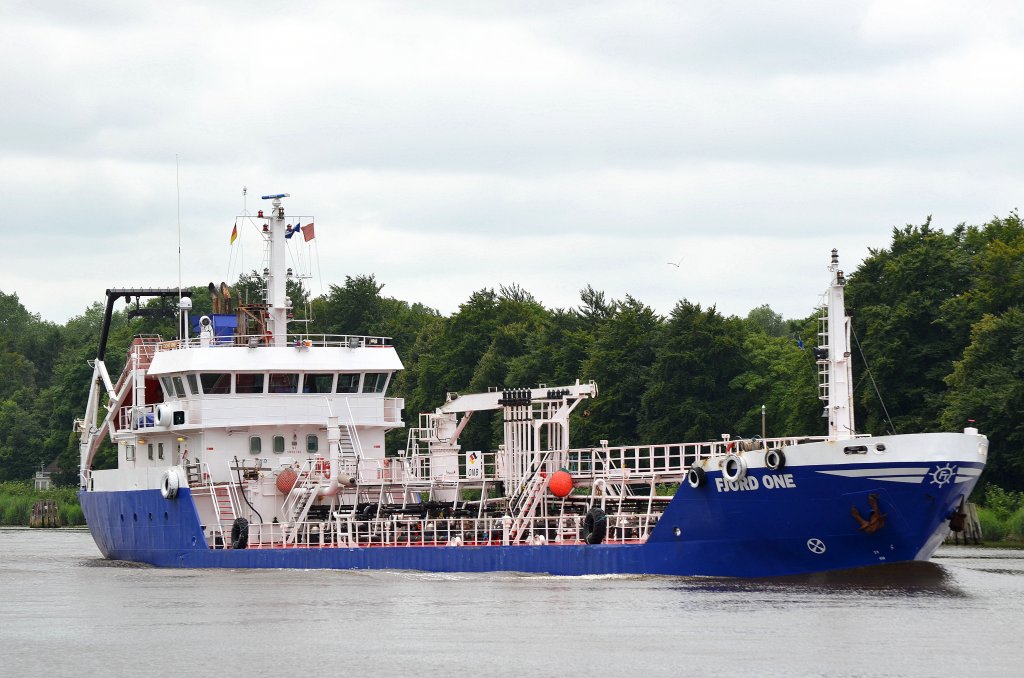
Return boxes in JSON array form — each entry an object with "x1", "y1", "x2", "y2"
[
  {"x1": 162, "y1": 333, "x2": 395, "y2": 350},
  {"x1": 237, "y1": 510, "x2": 659, "y2": 550}
]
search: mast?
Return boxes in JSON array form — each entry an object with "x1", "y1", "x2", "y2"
[
  {"x1": 820, "y1": 248, "x2": 855, "y2": 440},
  {"x1": 262, "y1": 193, "x2": 290, "y2": 346}
]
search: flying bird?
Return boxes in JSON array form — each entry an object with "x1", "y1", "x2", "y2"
[{"x1": 667, "y1": 257, "x2": 685, "y2": 267}]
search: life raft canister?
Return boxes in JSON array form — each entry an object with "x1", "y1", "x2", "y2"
[
  {"x1": 276, "y1": 468, "x2": 298, "y2": 494},
  {"x1": 721, "y1": 453, "x2": 748, "y2": 483},
  {"x1": 581, "y1": 507, "x2": 607, "y2": 544}
]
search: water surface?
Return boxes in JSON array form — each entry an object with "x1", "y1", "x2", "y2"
[{"x1": 1, "y1": 528, "x2": 1020, "y2": 677}]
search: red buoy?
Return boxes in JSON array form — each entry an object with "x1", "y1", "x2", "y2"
[
  {"x1": 276, "y1": 468, "x2": 298, "y2": 494},
  {"x1": 549, "y1": 469, "x2": 573, "y2": 498}
]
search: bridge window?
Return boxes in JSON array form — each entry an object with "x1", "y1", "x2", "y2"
[
  {"x1": 273, "y1": 435, "x2": 285, "y2": 453},
  {"x1": 236, "y1": 373, "x2": 265, "y2": 394},
  {"x1": 306, "y1": 435, "x2": 319, "y2": 453},
  {"x1": 172, "y1": 376, "x2": 186, "y2": 398},
  {"x1": 200, "y1": 373, "x2": 231, "y2": 395},
  {"x1": 303, "y1": 373, "x2": 334, "y2": 394},
  {"x1": 363, "y1": 372, "x2": 388, "y2": 393},
  {"x1": 160, "y1": 377, "x2": 173, "y2": 398},
  {"x1": 249, "y1": 436, "x2": 262, "y2": 455},
  {"x1": 269, "y1": 374, "x2": 299, "y2": 394},
  {"x1": 337, "y1": 373, "x2": 359, "y2": 394},
  {"x1": 186, "y1": 374, "x2": 199, "y2": 395}
]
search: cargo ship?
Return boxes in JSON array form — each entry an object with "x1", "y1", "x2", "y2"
[{"x1": 77, "y1": 193, "x2": 986, "y2": 576}]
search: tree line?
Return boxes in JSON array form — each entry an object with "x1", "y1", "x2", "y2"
[{"x1": 1, "y1": 212, "x2": 1021, "y2": 491}]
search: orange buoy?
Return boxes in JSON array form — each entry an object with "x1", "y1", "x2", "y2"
[
  {"x1": 276, "y1": 468, "x2": 298, "y2": 494},
  {"x1": 549, "y1": 469, "x2": 573, "y2": 498}
]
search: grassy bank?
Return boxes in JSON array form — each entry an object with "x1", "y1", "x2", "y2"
[
  {"x1": 0, "y1": 481, "x2": 85, "y2": 526},
  {"x1": 969, "y1": 485, "x2": 1024, "y2": 544}
]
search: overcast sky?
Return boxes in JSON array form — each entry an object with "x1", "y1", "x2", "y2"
[{"x1": 2, "y1": 0, "x2": 1022, "y2": 325}]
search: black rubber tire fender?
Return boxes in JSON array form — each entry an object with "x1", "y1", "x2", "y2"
[
  {"x1": 765, "y1": 448, "x2": 786, "y2": 471},
  {"x1": 231, "y1": 517, "x2": 249, "y2": 550},
  {"x1": 581, "y1": 507, "x2": 607, "y2": 544},
  {"x1": 687, "y1": 466, "x2": 707, "y2": 489}
]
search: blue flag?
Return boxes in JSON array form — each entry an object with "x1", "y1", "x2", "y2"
[{"x1": 797, "y1": 336, "x2": 805, "y2": 350}]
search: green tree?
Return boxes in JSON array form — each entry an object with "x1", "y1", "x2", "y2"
[
  {"x1": 732, "y1": 327, "x2": 822, "y2": 438},
  {"x1": 638, "y1": 301, "x2": 748, "y2": 442},
  {"x1": 942, "y1": 309, "x2": 1024, "y2": 490},
  {"x1": 845, "y1": 219, "x2": 973, "y2": 434},
  {"x1": 577, "y1": 296, "x2": 662, "y2": 445}
]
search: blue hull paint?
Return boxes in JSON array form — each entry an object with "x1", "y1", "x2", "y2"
[{"x1": 79, "y1": 462, "x2": 978, "y2": 577}]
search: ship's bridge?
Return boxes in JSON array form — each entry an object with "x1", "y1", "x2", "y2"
[{"x1": 114, "y1": 334, "x2": 405, "y2": 433}]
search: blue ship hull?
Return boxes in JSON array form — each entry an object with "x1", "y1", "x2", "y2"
[{"x1": 79, "y1": 460, "x2": 979, "y2": 577}]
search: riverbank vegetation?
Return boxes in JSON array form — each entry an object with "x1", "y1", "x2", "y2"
[
  {"x1": 0, "y1": 481, "x2": 85, "y2": 526},
  {"x1": 975, "y1": 486, "x2": 1024, "y2": 544},
  {"x1": 1, "y1": 212, "x2": 1022, "y2": 501}
]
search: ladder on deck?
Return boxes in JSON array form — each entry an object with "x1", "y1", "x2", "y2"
[
  {"x1": 212, "y1": 484, "x2": 239, "y2": 546},
  {"x1": 507, "y1": 451, "x2": 553, "y2": 543},
  {"x1": 283, "y1": 465, "x2": 321, "y2": 545}
]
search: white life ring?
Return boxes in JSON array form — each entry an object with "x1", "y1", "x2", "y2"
[
  {"x1": 722, "y1": 453, "x2": 747, "y2": 483},
  {"x1": 154, "y1": 404, "x2": 173, "y2": 428},
  {"x1": 160, "y1": 469, "x2": 180, "y2": 499}
]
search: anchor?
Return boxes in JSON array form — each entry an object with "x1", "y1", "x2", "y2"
[
  {"x1": 851, "y1": 493, "x2": 887, "y2": 534},
  {"x1": 948, "y1": 496, "x2": 967, "y2": 532}
]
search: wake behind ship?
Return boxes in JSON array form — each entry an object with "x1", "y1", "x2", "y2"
[{"x1": 77, "y1": 193, "x2": 987, "y2": 577}]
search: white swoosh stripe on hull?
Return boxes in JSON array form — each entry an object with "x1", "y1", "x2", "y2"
[
  {"x1": 818, "y1": 467, "x2": 929, "y2": 478},
  {"x1": 867, "y1": 476, "x2": 924, "y2": 484}
]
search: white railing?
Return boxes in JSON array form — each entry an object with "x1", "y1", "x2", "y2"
[
  {"x1": 169, "y1": 333, "x2": 395, "y2": 350},
  {"x1": 242, "y1": 510, "x2": 659, "y2": 549},
  {"x1": 567, "y1": 436, "x2": 830, "y2": 478},
  {"x1": 120, "y1": 404, "x2": 157, "y2": 431}
]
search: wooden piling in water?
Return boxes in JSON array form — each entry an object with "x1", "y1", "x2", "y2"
[{"x1": 29, "y1": 500, "x2": 61, "y2": 528}]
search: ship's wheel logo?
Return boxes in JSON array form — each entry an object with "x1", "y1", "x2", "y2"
[
  {"x1": 929, "y1": 464, "x2": 958, "y2": 487},
  {"x1": 807, "y1": 538, "x2": 827, "y2": 554}
]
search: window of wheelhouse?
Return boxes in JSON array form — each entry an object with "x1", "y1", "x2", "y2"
[
  {"x1": 336, "y1": 373, "x2": 360, "y2": 393},
  {"x1": 303, "y1": 373, "x2": 334, "y2": 394},
  {"x1": 200, "y1": 373, "x2": 231, "y2": 395},
  {"x1": 269, "y1": 373, "x2": 299, "y2": 394},
  {"x1": 186, "y1": 374, "x2": 199, "y2": 395},
  {"x1": 172, "y1": 376, "x2": 187, "y2": 398},
  {"x1": 362, "y1": 372, "x2": 389, "y2": 394},
  {"x1": 236, "y1": 373, "x2": 265, "y2": 394},
  {"x1": 160, "y1": 376, "x2": 187, "y2": 399}
]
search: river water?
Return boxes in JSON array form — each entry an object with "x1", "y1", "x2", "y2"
[{"x1": 1, "y1": 528, "x2": 1021, "y2": 677}]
